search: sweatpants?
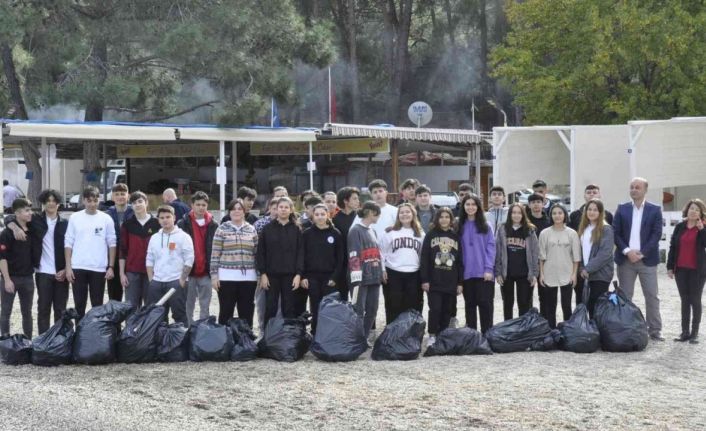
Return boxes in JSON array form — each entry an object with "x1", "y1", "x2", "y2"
[
  {"x1": 146, "y1": 279, "x2": 187, "y2": 325},
  {"x1": 307, "y1": 273, "x2": 336, "y2": 334},
  {"x1": 427, "y1": 290, "x2": 455, "y2": 334},
  {"x1": 72, "y1": 269, "x2": 106, "y2": 319},
  {"x1": 675, "y1": 268, "x2": 706, "y2": 336},
  {"x1": 0, "y1": 275, "x2": 35, "y2": 338},
  {"x1": 125, "y1": 272, "x2": 150, "y2": 309},
  {"x1": 351, "y1": 284, "x2": 380, "y2": 337},
  {"x1": 500, "y1": 276, "x2": 533, "y2": 320},
  {"x1": 36, "y1": 273, "x2": 69, "y2": 335},
  {"x1": 264, "y1": 274, "x2": 307, "y2": 325},
  {"x1": 462, "y1": 278, "x2": 494, "y2": 334},
  {"x1": 186, "y1": 275, "x2": 212, "y2": 326},
  {"x1": 617, "y1": 261, "x2": 662, "y2": 336},
  {"x1": 383, "y1": 268, "x2": 420, "y2": 324},
  {"x1": 539, "y1": 284, "x2": 573, "y2": 329},
  {"x1": 217, "y1": 280, "x2": 257, "y2": 328}
]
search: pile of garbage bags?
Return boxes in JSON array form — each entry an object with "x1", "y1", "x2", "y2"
[
  {"x1": 32, "y1": 309, "x2": 79, "y2": 366},
  {"x1": 424, "y1": 327, "x2": 492, "y2": 356},
  {"x1": 258, "y1": 314, "x2": 312, "y2": 362},
  {"x1": 486, "y1": 308, "x2": 552, "y2": 353},
  {"x1": 73, "y1": 301, "x2": 135, "y2": 365},
  {"x1": 594, "y1": 288, "x2": 649, "y2": 352},
  {"x1": 310, "y1": 293, "x2": 367, "y2": 362}
]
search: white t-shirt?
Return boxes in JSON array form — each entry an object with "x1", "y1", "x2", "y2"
[
  {"x1": 195, "y1": 218, "x2": 206, "y2": 227},
  {"x1": 65, "y1": 210, "x2": 117, "y2": 272},
  {"x1": 581, "y1": 224, "x2": 595, "y2": 266},
  {"x1": 219, "y1": 268, "x2": 258, "y2": 282},
  {"x1": 380, "y1": 227, "x2": 425, "y2": 273},
  {"x1": 38, "y1": 216, "x2": 58, "y2": 275},
  {"x1": 354, "y1": 203, "x2": 398, "y2": 244}
]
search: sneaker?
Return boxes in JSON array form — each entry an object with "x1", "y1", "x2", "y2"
[
  {"x1": 650, "y1": 332, "x2": 665, "y2": 342},
  {"x1": 428, "y1": 335, "x2": 436, "y2": 346},
  {"x1": 449, "y1": 317, "x2": 459, "y2": 329},
  {"x1": 690, "y1": 335, "x2": 700, "y2": 344}
]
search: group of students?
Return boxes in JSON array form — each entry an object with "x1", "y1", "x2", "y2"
[{"x1": 0, "y1": 175, "x2": 703, "y2": 348}]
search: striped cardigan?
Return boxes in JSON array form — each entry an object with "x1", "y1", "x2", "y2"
[{"x1": 209, "y1": 221, "x2": 258, "y2": 276}]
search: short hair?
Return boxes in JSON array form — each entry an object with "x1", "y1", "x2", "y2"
[
  {"x1": 357, "y1": 201, "x2": 381, "y2": 219},
  {"x1": 631, "y1": 177, "x2": 649, "y2": 189},
  {"x1": 323, "y1": 191, "x2": 336, "y2": 199},
  {"x1": 415, "y1": 185, "x2": 431, "y2": 196},
  {"x1": 82, "y1": 186, "x2": 100, "y2": 199},
  {"x1": 2, "y1": 180, "x2": 8, "y2": 186},
  {"x1": 368, "y1": 179, "x2": 388, "y2": 192},
  {"x1": 191, "y1": 191, "x2": 209, "y2": 203},
  {"x1": 585, "y1": 184, "x2": 600, "y2": 191},
  {"x1": 38, "y1": 189, "x2": 62, "y2": 205},
  {"x1": 273, "y1": 186, "x2": 288, "y2": 195},
  {"x1": 489, "y1": 186, "x2": 505, "y2": 195},
  {"x1": 532, "y1": 179, "x2": 547, "y2": 189},
  {"x1": 237, "y1": 186, "x2": 257, "y2": 200},
  {"x1": 12, "y1": 198, "x2": 32, "y2": 212},
  {"x1": 112, "y1": 183, "x2": 128, "y2": 193},
  {"x1": 682, "y1": 198, "x2": 706, "y2": 219},
  {"x1": 400, "y1": 178, "x2": 419, "y2": 190},
  {"x1": 129, "y1": 191, "x2": 148, "y2": 204},
  {"x1": 300, "y1": 189, "x2": 318, "y2": 200},
  {"x1": 157, "y1": 205, "x2": 175, "y2": 216},
  {"x1": 268, "y1": 198, "x2": 279, "y2": 208},
  {"x1": 227, "y1": 198, "x2": 246, "y2": 212},
  {"x1": 336, "y1": 186, "x2": 360, "y2": 208},
  {"x1": 304, "y1": 196, "x2": 323, "y2": 208},
  {"x1": 528, "y1": 193, "x2": 544, "y2": 203},
  {"x1": 457, "y1": 183, "x2": 473, "y2": 193}
]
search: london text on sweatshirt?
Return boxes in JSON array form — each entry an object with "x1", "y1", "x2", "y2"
[{"x1": 380, "y1": 227, "x2": 424, "y2": 273}]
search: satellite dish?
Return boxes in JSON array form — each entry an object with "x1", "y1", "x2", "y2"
[{"x1": 408, "y1": 101, "x2": 433, "y2": 127}]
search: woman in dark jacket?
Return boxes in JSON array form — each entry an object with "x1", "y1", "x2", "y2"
[
  {"x1": 577, "y1": 199, "x2": 615, "y2": 317},
  {"x1": 302, "y1": 204, "x2": 344, "y2": 334},
  {"x1": 667, "y1": 198, "x2": 706, "y2": 344}
]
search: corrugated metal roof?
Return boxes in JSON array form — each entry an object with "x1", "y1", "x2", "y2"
[{"x1": 327, "y1": 123, "x2": 482, "y2": 144}]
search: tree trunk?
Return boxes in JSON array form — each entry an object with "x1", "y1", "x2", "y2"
[
  {"x1": 83, "y1": 38, "x2": 108, "y2": 189},
  {"x1": 1, "y1": 42, "x2": 43, "y2": 205},
  {"x1": 479, "y1": 0, "x2": 490, "y2": 96},
  {"x1": 381, "y1": 0, "x2": 413, "y2": 124},
  {"x1": 346, "y1": 0, "x2": 360, "y2": 122}
]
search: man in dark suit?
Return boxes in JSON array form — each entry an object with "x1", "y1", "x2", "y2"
[{"x1": 612, "y1": 177, "x2": 664, "y2": 341}]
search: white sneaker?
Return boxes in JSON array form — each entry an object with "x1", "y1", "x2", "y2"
[
  {"x1": 428, "y1": 335, "x2": 436, "y2": 346},
  {"x1": 449, "y1": 317, "x2": 459, "y2": 329}
]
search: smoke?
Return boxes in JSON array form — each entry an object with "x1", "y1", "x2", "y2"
[{"x1": 28, "y1": 104, "x2": 85, "y2": 121}]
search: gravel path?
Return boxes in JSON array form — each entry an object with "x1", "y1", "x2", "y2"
[{"x1": 1, "y1": 272, "x2": 704, "y2": 430}]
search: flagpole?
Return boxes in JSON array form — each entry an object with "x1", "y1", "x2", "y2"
[
  {"x1": 471, "y1": 97, "x2": 476, "y2": 130},
  {"x1": 328, "y1": 67, "x2": 332, "y2": 123},
  {"x1": 271, "y1": 97, "x2": 274, "y2": 127}
]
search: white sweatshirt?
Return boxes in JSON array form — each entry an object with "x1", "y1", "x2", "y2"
[
  {"x1": 146, "y1": 227, "x2": 195, "y2": 282},
  {"x1": 354, "y1": 203, "x2": 398, "y2": 244},
  {"x1": 380, "y1": 227, "x2": 425, "y2": 273},
  {"x1": 64, "y1": 210, "x2": 117, "y2": 272}
]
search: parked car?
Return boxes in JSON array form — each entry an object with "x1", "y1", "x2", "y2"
[
  {"x1": 510, "y1": 188, "x2": 567, "y2": 208},
  {"x1": 431, "y1": 192, "x2": 459, "y2": 208}
]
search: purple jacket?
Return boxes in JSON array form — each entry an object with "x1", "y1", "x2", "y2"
[{"x1": 461, "y1": 220, "x2": 496, "y2": 280}]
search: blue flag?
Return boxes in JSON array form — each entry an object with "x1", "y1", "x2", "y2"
[{"x1": 271, "y1": 98, "x2": 281, "y2": 127}]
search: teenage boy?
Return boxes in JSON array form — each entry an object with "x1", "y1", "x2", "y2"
[
  {"x1": 65, "y1": 186, "x2": 117, "y2": 319},
  {"x1": 532, "y1": 179, "x2": 552, "y2": 215},
  {"x1": 0, "y1": 198, "x2": 36, "y2": 337},
  {"x1": 323, "y1": 191, "x2": 338, "y2": 217},
  {"x1": 453, "y1": 183, "x2": 474, "y2": 218},
  {"x1": 105, "y1": 183, "x2": 133, "y2": 301},
  {"x1": 398, "y1": 178, "x2": 419, "y2": 206},
  {"x1": 146, "y1": 206, "x2": 194, "y2": 324},
  {"x1": 177, "y1": 191, "x2": 218, "y2": 325},
  {"x1": 254, "y1": 199, "x2": 279, "y2": 234},
  {"x1": 355, "y1": 179, "x2": 398, "y2": 242},
  {"x1": 568, "y1": 184, "x2": 614, "y2": 231},
  {"x1": 415, "y1": 185, "x2": 436, "y2": 234},
  {"x1": 272, "y1": 186, "x2": 288, "y2": 199},
  {"x1": 163, "y1": 188, "x2": 190, "y2": 221},
  {"x1": 527, "y1": 193, "x2": 551, "y2": 234},
  {"x1": 332, "y1": 186, "x2": 361, "y2": 298},
  {"x1": 120, "y1": 191, "x2": 161, "y2": 308},
  {"x1": 220, "y1": 186, "x2": 259, "y2": 225},
  {"x1": 300, "y1": 196, "x2": 323, "y2": 230},
  {"x1": 486, "y1": 186, "x2": 508, "y2": 236}
]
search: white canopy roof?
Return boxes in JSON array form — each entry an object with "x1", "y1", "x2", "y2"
[
  {"x1": 177, "y1": 126, "x2": 316, "y2": 142},
  {"x1": 327, "y1": 123, "x2": 481, "y2": 145}
]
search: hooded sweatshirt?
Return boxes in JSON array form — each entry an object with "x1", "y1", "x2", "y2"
[
  {"x1": 460, "y1": 220, "x2": 496, "y2": 280},
  {"x1": 303, "y1": 224, "x2": 344, "y2": 281},
  {"x1": 146, "y1": 226, "x2": 195, "y2": 282},
  {"x1": 420, "y1": 228, "x2": 464, "y2": 293}
]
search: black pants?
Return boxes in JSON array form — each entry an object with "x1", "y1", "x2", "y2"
[
  {"x1": 501, "y1": 276, "x2": 533, "y2": 320},
  {"x1": 539, "y1": 284, "x2": 573, "y2": 329},
  {"x1": 383, "y1": 268, "x2": 420, "y2": 324},
  {"x1": 217, "y1": 280, "x2": 257, "y2": 328},
  {"x1": 146, "y1": 279, "x2": 187, "y2": 325},
  {"x1": 428, "y1": 290, "x2": 454, "y2": 334},
  {"x1": 265, "y1": 274, "x2": 307, "y2": 325},
  {"x1": 73, "y1": 269, "x2": 106, "y2": 319},
  {"x1": 36, "y1": 273, "x2": 69, "y2": 335},
  {"x1": 307, "y1": 273, "x2": 336, "y2": 334},
  {"x1": 463, "y1": 278, "x2": 495, "y2": 334},
  {"x1": 107, "y1": 254, "x2": 122, "y2": 301},
  {"x1": 675, "y1": 268, "x2": 706, "y2": 336},
  {"x1": 581, "y1": 279, "x2": 610, "y2": 318}
]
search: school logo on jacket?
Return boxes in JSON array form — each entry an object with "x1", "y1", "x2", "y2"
[{"x1": 327, "y1": 236, "x2": 334, "y2": 244}]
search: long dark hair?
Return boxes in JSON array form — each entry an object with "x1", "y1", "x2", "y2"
[
  {"x1": 430, "y1": 207, "x2": 456, "y2": 232},
  {"x1": 504, "y1": 203, "x2": 535, "y2": 238},
  {"x1": 457, "y1": 194, "x2": 489, "y2": 234}
]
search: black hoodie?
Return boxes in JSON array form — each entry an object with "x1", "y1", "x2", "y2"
[
  {"x1": 302, "y1": 224, "x2": 344, "y2": 282},
  {"x1": 419, "y1": 228, "x2": 464, "y2": 294},
  {"x1": 256, "y1": 219, "x2": 304, "y2": 276}
]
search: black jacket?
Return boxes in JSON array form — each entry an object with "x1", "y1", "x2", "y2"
[
  {"x1": 527, "y1": 212, "x2": 551, "y2": 234},
  {"x1": 177, "y1": 212, "x2": 218, "y2": 275},
  {"x1": 302, "y1": 224, "x2": 344, "y2": 282},
  {"x1": 667, "y1": 221, "x2": 706, "y2": 277},
  {"x1": 256, "y1": 220, "x2": 304, "y2": 276},
  {"x1": 6, "y1": 212, "x2": 68, "y2": 271},
  {"x1": 568, "y1": 205, "x2": 613, "y2": 231},
  {"x1": 419, "y1": 229, "x2": 464, "y2": 293}
]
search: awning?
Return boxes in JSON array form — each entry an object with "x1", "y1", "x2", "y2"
[
  {"x1": 176, "y1": 126, "x2": 317, "y2": 142},
  {"x1": 326, "y1": 123, "x2": 482, "y2": 145}
]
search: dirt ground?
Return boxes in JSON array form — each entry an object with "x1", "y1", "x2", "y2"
[{"x1": 1, "y1": 271, "x2": 704, "y2": 431}]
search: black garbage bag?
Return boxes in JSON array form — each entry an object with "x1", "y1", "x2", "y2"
[
  {"x1": 117, "y1": 305, "x2": 167, "y2": 363},
  {"x1": 0, "y1": 334, "x2": 32, "y2": 365},
  {"x1": 310, "y1": 292, "x2": 367, "y2": 362},
  {"x1": 73, "y1": 300, "x2": 135, "y2": 365},
  {"x1": 228, "y1": 319, "x2": 258, "y2": 362},
  {"x1": 486, "y1": 308, "x2": 552, "y2": 353},
  {"x1": 258, "y1": 314, "x2": 312, "y2": 362},
  {"x1": 372, "y1": 310, "x2": 426, "y2": 361},
  {"x1": 530, "y1": 329, "x2": 563, "y2": 351},
  {"x1": 594, "y1": 288, "x2": 648, "y2": 352},
  {"x1": 559, "y1": 304, "x2": 601, "y2": 353},
  {"x1": 156, "y1": 323, "x2": 189, "y2": 362},
  {"x1": 424, "y1": 327, "x2": 493, "y2": 357},
  {"x1": 189, "y1": 317, "x2": 234, "y2": 362},
  {"x1": 32, "y1": 309, "x2": 79, "y2": 366}
]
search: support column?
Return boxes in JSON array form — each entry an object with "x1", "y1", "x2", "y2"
[
  {"x1": 391, "y1": 139, "x2": 399, "y2": 194},
  {"x1": 41, "y1": 137, "x2": 48, "y2": 190},
  {"x1": 231, "y1": 141, "x2": 238, "y2": 197},
  {"x1": 102, "y1": 142, "x2": 108, "y2": 198},
  {"x1": 0, "y1": 129, "x2": 3, "y2": 217},
  {"x1": 218, "y1": 140, "x2": 226, "y2": 212},
  {"x1": 308, "y1": 141, "x2": 314, "y2": 191},
  {"x1": 475, "y1": 143, "x2": 481, "y2": 198}
]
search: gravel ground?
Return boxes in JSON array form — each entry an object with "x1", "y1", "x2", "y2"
[{"x1": 1, "y1": 271, "x2": 705, "y2": 431}]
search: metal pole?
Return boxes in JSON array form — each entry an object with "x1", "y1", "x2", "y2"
[
  {"x1": 569, "y1": 128, "x2": 576, "y2": 211},
  {"x1": 62, "y1": 159, "x2": 66, "y2": 206},
  {"x1": 0, "y1": 128, "x2": 3, "y2": 217},
  {"x1": 41, "y1": 137, "x2": 47, "y2": 190},
  {"x1": 219, "y1": 140, "x2": 225, "y2": 212},
  {"x1": 102, "y1": 142, "x2": 108, "y2": 198},
  {"x1": 475, "y1": 143, "x2": 482, "y2": 198},
  {"x1": 231, "y1": 141, "x2": 237, "y2": 198},
  {"x1": 328, "y1": 67, "x2": 332, "y2": 124},
  {"x1": 308, "y1": 141, "x2": 314, "y2": 191}
]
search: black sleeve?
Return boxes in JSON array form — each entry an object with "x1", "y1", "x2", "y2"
[
  {"x1": 419, "y1": 234, "x2": 432, "y2": 284},
  {"x1": 0, "y1": 229, "x2": 12, "y2": 261},
  {"x1": 456, "y1": 236, "x2": 464, "y2": 285},
  {"x1": 667, "y1": 223, "x2": 681, "y2": 271},
  {"x1": 256, "y1": 225, "x2": 268, "y2": 274},
  {"x1": 296, "y1": 228, "x2": 305, "y2": 277},
  {"x1": 331, "y1": 229, "x2": 345, "y2": 283}
]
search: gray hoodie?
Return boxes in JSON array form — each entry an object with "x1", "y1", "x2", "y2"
[{"x1": 146, "y1": 226, "x2": 195, "y2": 282}]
